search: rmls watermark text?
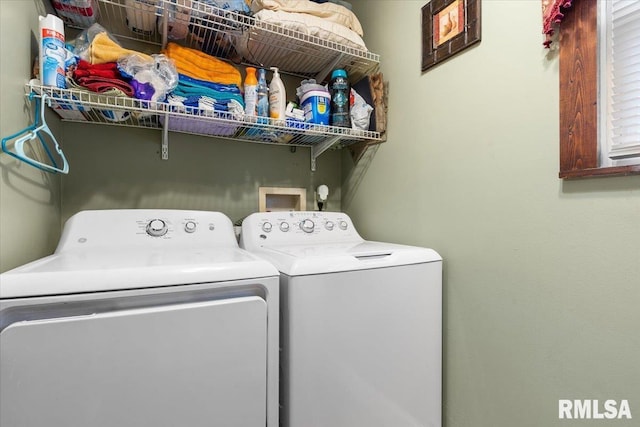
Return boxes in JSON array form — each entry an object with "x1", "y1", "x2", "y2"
[{"x1": 559, "y1": 400, "x2": 632, "y2": 419}]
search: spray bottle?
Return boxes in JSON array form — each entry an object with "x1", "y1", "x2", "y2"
[
  {"x1": 269, "y1": 67, "x2": 286, "y2": 122},
  {"x1": 39, "y1": 14, "x2": 66, "y2": 88},
  {"x1": 244, "y1": 66, "x2": 258, "y2": 117},
  {"x1": 256, "y1": 68, "x2": 269, "y2": 123}
]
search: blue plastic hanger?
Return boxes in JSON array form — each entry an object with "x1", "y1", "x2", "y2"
[{"x1": 1, "y1": 92, "x2": 69, "y2": 174}]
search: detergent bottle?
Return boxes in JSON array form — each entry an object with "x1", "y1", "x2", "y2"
[{"x1": 329, "y1": 68, "x2": 351, "y2": 128}]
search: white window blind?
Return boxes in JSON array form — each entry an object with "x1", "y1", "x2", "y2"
[{"x1": 599, "y1": 0, "x2": 640, "y2": 165}]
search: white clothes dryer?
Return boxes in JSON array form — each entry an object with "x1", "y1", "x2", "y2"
[
  {"x1": 240, "y1": 211, "x2": 442, "y2": 427},
  {"x1": 0, "y1": 209, "x2": 279, "y2": 427}
]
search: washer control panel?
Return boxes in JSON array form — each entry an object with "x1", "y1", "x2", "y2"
[{"x1": 241, "y1": 211, "x2": 362, "y2": 248}]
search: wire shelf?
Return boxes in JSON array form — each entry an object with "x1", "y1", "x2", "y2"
[
  {"x1": 46, "y1": 1, "x2": 383, "y2": 169},
  {"x1": 84, "y1": 0, "x2": 380, "y2": 82},
  {"x1": 29, "y1": 83, "x2": 381, "y2": 148}
]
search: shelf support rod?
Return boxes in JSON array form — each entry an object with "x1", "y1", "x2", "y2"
[
  {"x1": 311, "y1": 135, "x2": 341, "y2": 171},
  {"x1": 160, "y1": 0, "x2": 169, "y2": 50},
  {"x1": 315, "y1": 53, "x2": 345, "y2": 83},
  {"x1": 161, "y1": 112, "x2": 169, "y2": 160}
]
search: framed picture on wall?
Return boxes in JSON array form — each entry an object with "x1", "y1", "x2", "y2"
[{"x1": 421, "y1": 0, "x2": 481, "y2": 72}]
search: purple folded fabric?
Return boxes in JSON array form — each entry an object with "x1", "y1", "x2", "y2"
[{"x1": 131, "y1": 79, "x2": 155, "y2": 101}]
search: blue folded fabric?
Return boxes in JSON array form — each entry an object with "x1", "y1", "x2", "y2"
[
  {"x1": 178, "y1": 74, "x2": 242, "y2": 95},
  {"x1": 173, "y1": 78, "x2": 244, "y2": 107},
  {"x1": 181, "y1": 95, "x2": 230, "y2": 112}
]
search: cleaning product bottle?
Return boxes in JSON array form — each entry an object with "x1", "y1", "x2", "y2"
[
  {"x1": 256, "y1": 68, "x2": 269, "y2": 123},
  {"x1": 269, "y1": 67, "x2": 286, "y2": 122},
  {"x1": 329, "y1": 68, "x2": 351, "y2": 128},
  {"x1": 39, "y1": 14, "x2": 67, "y2": 89},
  {"x1": 244, "y1": 66, "x2": 258, "y2": 117}
]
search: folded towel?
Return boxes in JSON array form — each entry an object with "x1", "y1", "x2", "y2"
[
  {"x1": 167, "y1": 93, "x2": 229, "y2": 114},
  {"x1": 183, "y1": 96, "x2": 230, "y2": 112},
  {"x1": 251, "y1": 0, "x2": 363, "y2": 36},
  {"x1": 89, "y1": 32, "x2": 153, "y2": 65},
  {"x1": 65, "y1": 76, "x2": 131, "y2": 98},
  {"x1": 76, "y1": 76, "x2": 135, "y2": 97},
  {"x1": 178, "y1": 73, "x2": 242, "y2": 95},
  {"x1": 163, "y1": 42, "x2": 242, "y2": 87},
  {"x1": 173, "y1": 79, "x2": 244, "y2": 106},
  {"x1": 167, "y1": 93, "x2": 245, "y2": 119},
  {"x1": 74, "y1": 60, "x2": 121, "y2": 79}
]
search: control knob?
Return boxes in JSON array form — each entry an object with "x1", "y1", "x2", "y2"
[
  {"x1": 262, "y1": 222, "x2": 273, "y2": 233},
  {"x1": 184, "y1": 221, "x2": 197, "y2": 233},
  {"x1": 325, "y1": 221, "x2": 335, "y2": 231},
  {"x1": 147, "y1": 219, "x2": 168, "y2": 237},
  {"x1": 280, "y1": 222, "x2": 290, "y2": 232},
  {"x1": 338, "y1": 220, "x2": 348, "y2": 230},
  {"x1": 300, "y1": 219, "x2": 315, "y2": 233}
]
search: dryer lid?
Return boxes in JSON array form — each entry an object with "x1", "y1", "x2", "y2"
[
  {"x1": 1, "y1": 209, "x2": 279, "y2": 298},
  {"x1": 0, "y1": 247, "x2": 278, "y2": 299}
]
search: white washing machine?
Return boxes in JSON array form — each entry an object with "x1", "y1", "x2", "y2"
[
  {"x1": 0, "y1": 209, "x2": 279, "y2": 427},
  {"x1": 240, "y1": 211, "x2": 442, "y2": 427}
]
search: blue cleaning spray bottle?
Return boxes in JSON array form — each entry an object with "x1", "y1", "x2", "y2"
[{"x1": 256, "y1": 68, "x2": 269, "y2": 124}]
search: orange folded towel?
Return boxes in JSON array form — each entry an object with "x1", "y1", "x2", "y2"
[
  {"x1": 162, "y1": 42, "x2": 242, "y2": 87},
  {"x1": 89, "y1": 32, "x2": 152, "y2": 64}
]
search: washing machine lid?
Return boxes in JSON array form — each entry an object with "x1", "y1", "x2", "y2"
[
  {"x1": 252, "y1": 241, "x2": 442, "y2": 276},
  {"x1": 0, "y1": 247, "x2": 278, "y2": 299}
]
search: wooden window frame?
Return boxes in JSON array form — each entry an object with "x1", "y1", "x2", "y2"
[{"x1": 558, "y1": 0, "x2": 640, "y2": 179}]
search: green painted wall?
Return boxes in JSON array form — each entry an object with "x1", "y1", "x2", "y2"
[
  {"x1": 1, "y1": 1, "x2": 342, "y2": 274},
  {"x1": 2, "y1": 1, "x2": 638, "y2": 425},
  {"x1": 344, "y1": 1, "x2": 640, "y2": 426},
  {"x1": 59, "y1": 124, "x2": 342, "y2": 225},
  {"x1": 0, "y1": 0, "x2": 62, "y2": 272}
]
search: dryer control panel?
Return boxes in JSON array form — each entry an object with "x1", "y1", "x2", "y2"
[
  {"x1": 240, "y1": 211, "x2": 364, "y2": 249},
  {"x1": 56, "y1": 209, "x2": 239, "y2": 252}
]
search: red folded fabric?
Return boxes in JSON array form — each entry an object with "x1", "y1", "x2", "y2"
[
  {"x1": 73, "y1": 59, "x2": 121, "y2": 79},
  {"x1": 76, "y1": 76, "x2": 135, "y2": 97}
]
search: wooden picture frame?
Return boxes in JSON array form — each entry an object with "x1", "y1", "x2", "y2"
[{"x1": 422, "y1": 0, "x2": 481, "y2": 72}]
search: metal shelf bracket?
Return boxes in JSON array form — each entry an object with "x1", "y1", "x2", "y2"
[
  {"x1": 161, "y1": 112, "x2": 169, "y2": 160},
  {"x1": 311, "y1": 136, "x2": 341, "y2": 171}
]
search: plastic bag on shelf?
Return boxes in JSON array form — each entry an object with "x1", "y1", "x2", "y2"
[
  {"x1": 67, "y1": 23, "x2": 154, "y2": 65},
  {"x1": 158, "y1": 0, "x2": 192, "y2": 41},
  {"x1": 189, "y1": 0, "x2": 250, "y2": 61},
  {"x1": 350, "y1": 87, "x2": 373, "y2": 131},
  {"x1": 296, "y1": 79, "x2": 326, "y2": 100},
  {"x1": 66, "y1": 23, "x2": 113, "y2": 62},
  {"x1": 50, "y1": 0, "x2": 100, "y2": 28},
  {"x1": 193, "y1": 0, "x2": 251, "y2": 15},
  {"x1": 117, "y1": 54, "x2": 179, "y2": 102}
]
